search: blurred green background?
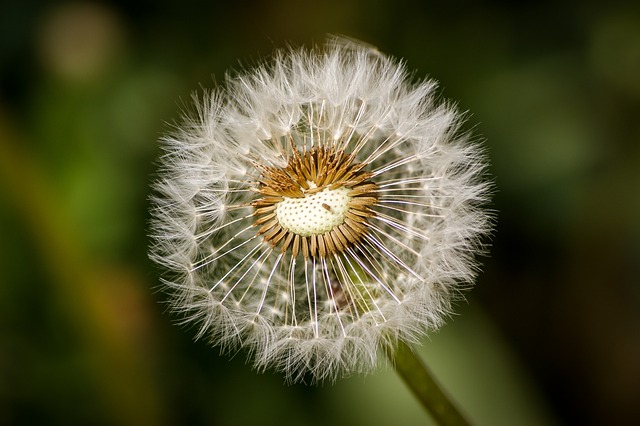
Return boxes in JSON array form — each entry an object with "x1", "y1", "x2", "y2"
[{"x1": 1, "y1": 1, "x2": 639, "y2": 425}]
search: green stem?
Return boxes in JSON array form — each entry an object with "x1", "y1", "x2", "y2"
[{"x1": 389, "y1": 340, "x2": 472, "y2": 426}]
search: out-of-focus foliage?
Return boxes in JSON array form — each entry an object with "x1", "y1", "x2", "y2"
[{"x1": 1, "y1": 1, "x2": 638, "y2": 425}]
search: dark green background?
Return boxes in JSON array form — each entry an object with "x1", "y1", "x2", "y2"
[{"x1": 1, "y1": 1, "x2": 639, "y2": 425}]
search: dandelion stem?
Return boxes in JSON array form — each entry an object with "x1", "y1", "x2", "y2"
[{"x1": 389, "y1": 340, "x2": 472, "y2": 426}]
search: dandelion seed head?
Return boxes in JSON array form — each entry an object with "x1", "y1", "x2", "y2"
[{"x1": 149, "y1": 38, "x2": 492, "y2": 382}]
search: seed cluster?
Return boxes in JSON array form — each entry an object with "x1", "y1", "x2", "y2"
[{"x1": 252, "y1": 145, "x2": 378, "y2": 259}]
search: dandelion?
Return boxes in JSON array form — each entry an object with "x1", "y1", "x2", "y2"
[{"x1": 149, "y1": 38, "x2": 491, "y2": 383}]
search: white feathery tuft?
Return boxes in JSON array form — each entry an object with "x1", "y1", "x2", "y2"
[{"x1": 149, "y1": 38, "x2": 492, "y2": 382}]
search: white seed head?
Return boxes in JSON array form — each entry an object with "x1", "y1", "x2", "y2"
[{"x1": 149, "y1": 37, "x2": 493, "y2": 382}]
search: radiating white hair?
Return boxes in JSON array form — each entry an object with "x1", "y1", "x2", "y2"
[{"x1": 149, "y1": 38, "x2": 492, "y2": 382}]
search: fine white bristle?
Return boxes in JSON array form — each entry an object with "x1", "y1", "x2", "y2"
[{"x1": 149, "y1": 38, "x2": 492, "y2": 382}]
